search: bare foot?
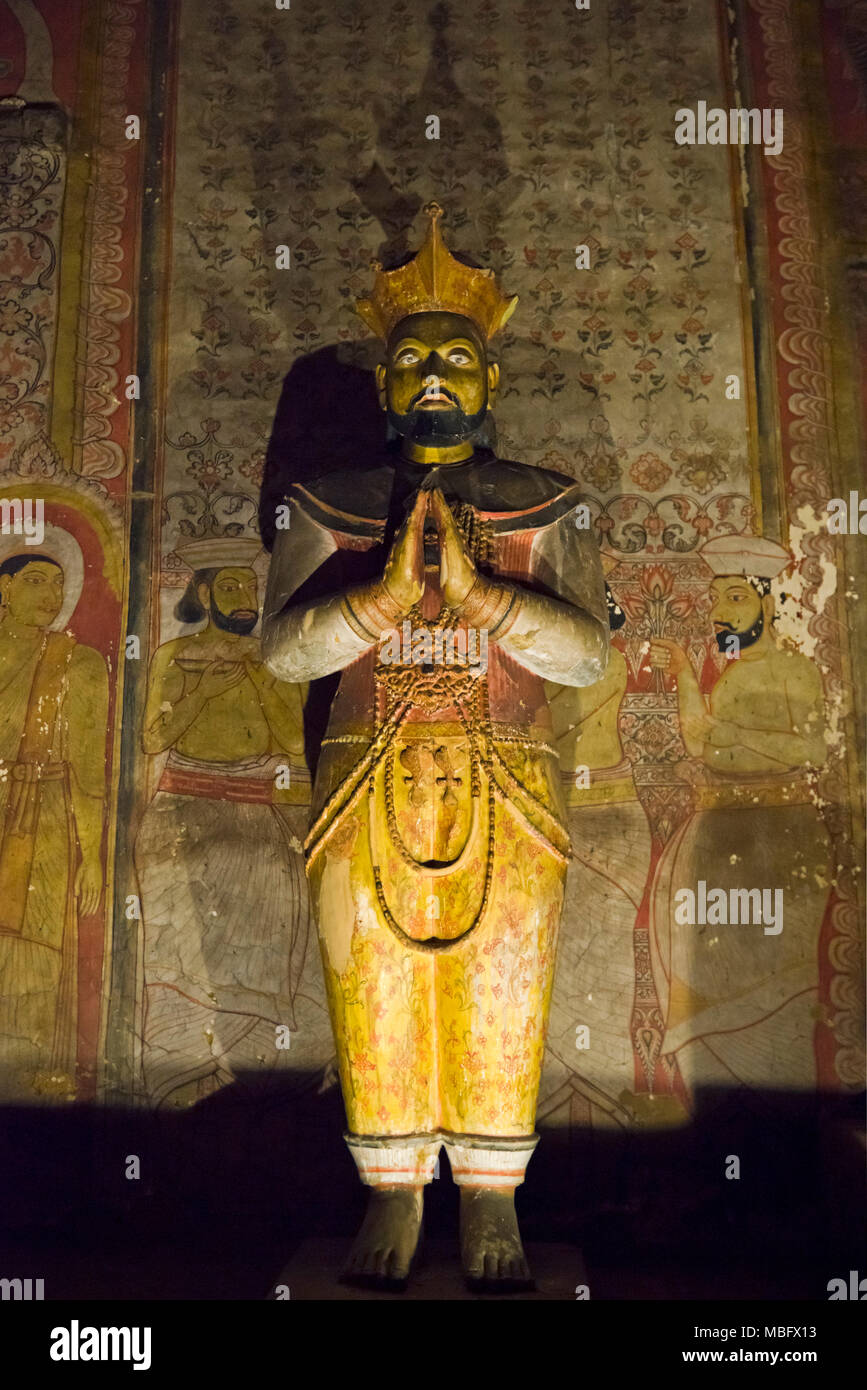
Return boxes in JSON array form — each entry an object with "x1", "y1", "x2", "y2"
[
  {"x1": 340, "y1": 1185, "x2": 424, "y2": 1290},
  {"x1": 460, "y1": 1187, "x2": 534, "y2": 1292}
]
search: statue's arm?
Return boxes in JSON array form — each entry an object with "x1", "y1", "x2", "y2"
[
  {"x1": 262, "y1": 503, "x2": 402, "y2": 683},
  {"x1": 459, "y1": 506, "x2": 609, "y2": 687}
]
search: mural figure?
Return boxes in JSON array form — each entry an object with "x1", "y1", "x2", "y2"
[
  {"x1": 539, "y1": 555, "x2": 652, "y2": 1128},
  {"x1": 648, "y1": 535, "x2": 831, "y2": 1100},
  {"x1": 263, "y1": 204, "x2": 609, "y2": 1290},
  {"x1": 0, "y1": 536, "x2": 108, "y2": 1099},
  {"x1": 136, "y1": 534, "x2": 309, "y2": 1106}
]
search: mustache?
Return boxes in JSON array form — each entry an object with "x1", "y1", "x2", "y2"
[{"x1": 408, "y1": 384, "x2": 460, "y2": 409}]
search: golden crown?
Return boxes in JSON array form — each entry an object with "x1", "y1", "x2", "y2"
[{"x1": 355, "y1": 202, "x2": 519, "y2": 342}]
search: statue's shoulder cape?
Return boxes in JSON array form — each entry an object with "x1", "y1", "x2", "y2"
[{"x1": 287, "y1": 452, "x2": 582, "y2": 538}]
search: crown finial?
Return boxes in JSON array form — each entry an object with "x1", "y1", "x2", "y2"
[{"x1": 354, "y1": 202, "x2": 518, "y2": 342}]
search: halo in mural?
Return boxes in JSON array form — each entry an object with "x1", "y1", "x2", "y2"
[{"x1": 0, "y1": 522, "x2": 85, "y2": 630}]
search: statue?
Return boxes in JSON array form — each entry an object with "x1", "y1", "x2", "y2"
[
  {"x1": 648, "y1": 535, "x2": 831, "y2": 1100},
  {"x1": 0, "y1": 546, "x2": 108, "y2": 1099},
  {"x1": 263, "y1": 204, "x2": 609, "y2": 1290},
  {"x1": 135, "y1": 535, "x2": 310, "y2": 1106}
]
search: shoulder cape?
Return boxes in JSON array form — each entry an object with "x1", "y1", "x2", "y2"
[{"x1": 287, "y1": 451, "x2": 583, "y2": 540}]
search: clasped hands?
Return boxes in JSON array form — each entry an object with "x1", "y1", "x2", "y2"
[{"x1": 383, "y1": 487, "x2": 478, "y2": 613}]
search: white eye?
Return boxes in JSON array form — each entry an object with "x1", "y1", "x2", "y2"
[
  {"x1": 449, "y1": 350, "x2": 471, "y2": 364},
  {"x1": 397, "y1": 350, "x2": 419, "y2": 364}
]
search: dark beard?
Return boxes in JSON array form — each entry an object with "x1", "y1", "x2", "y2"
[
  {"x1": 210, "y1": 598, "x2": 258, "y2": 635},
  {"x1": 606, "y1": 582, "x2": 626, "y2": 632},
  {"x1": 387, "y1": 400, "x2": 488, "y2": 448},
  {"x1": 714, "y1": 606, "x2": 764, "y2": 652}
]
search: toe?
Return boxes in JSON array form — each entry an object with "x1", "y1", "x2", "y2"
[
  {"x1": 386, "y1": 1248, "x2": 409, "y2": 1281},
  {"x1": 361, "y1": 1248, "x2": 381, "y2": 1276}
]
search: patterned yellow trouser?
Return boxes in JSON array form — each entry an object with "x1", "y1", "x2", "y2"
[{"x1": 308, "y1": 734, "x2": 567, "y2": 1190}]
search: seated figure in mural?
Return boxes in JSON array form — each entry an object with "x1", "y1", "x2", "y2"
[
  {"x1": 539, "y1": 556, "x2": 652, "y2": 1129},
  {"x1": 136, "y1": 535, "x2": 311, "y2": 1106},
  {"x1": 648, "y1": 535, "x2": 830, "y2": 1100},
  {"x1": 0, "y1": 548, "x2": 107, "y2": 1099},
  {"x1": 263, "y1": 204, "x2": 609, "y2": 1291}
]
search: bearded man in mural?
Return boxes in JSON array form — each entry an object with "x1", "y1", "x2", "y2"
[
  {"x1": 648, "y1": 535, "x2": 831, "y2": 1101},
  {"x1": 0, "y1": 543, "x2": 108, "y2": 1100},
  {"x1": 263, "y1": 203, "x2": 609, "y2": 1291},
  {"x1": 136, "y1": 536, "x2": 311, "y2": 1106}
]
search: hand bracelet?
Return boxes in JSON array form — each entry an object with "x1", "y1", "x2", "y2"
[
  {"x1": 341, "y1": 580, "x2": 406, "y2": 643},
  {"x1": 455, "y1": 574, "x2": 522, "y2": 640}
]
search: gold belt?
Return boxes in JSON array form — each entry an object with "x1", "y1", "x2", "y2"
[
  {"x1": 561, "y1": 760, "x2": 638, "y2": 809},
  {"x1": 322, "y1": 720, "x2": 556, "y2": 748}
]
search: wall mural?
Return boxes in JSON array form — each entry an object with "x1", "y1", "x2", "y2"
[
  {"x1": 131, "y1": 0, "x2": 862, "y2": 1131},
  {"x1": 0, "y1": 0, "x2": 864, "y2": 1302}
]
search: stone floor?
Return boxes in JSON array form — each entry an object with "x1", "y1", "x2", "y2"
[{"x1": 271, "y1": 1238, "x2": 587, "y2": 1300}]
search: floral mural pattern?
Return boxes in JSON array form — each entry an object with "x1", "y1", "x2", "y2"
[
  {"x1": 0, "y1": 102, "x2": 65, "y2": 472},
  {"x1": 159, "y1": 0, "x2": 759, "y2": 847},
  {"x1": 164, "y1": 0, "x2": 752, "y2": 556}
]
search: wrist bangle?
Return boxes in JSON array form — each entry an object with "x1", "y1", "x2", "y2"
[
  {"x1": 457, "y1": 575, "x2": 522, "y2": 639},
  {"x1": 341, "y1": 581, "x2": 405, "y2": 643}
]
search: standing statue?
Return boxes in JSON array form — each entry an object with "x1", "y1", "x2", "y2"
[{"x1": 263, "y1": 204, "x2": 608, "y2": 1290}]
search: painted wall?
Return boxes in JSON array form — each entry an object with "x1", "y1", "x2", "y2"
[{"x1": 0, "y1": 0, "x2": 863, "y2": 1140}]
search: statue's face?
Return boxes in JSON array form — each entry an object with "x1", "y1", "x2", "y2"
[
  {"x1": 376, "y1": 311, "x2": 499, "y2": 448},
  {"x1": 197, "y1": 566, "x2": 259, "y2": 635},
  {"x1": 0, "y1": 559, "x2": 64, "y2": 628},
  {"x1": 709, "y1": 575, "x2": 768, "y2": 652}
]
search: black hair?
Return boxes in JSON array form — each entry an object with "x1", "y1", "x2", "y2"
[
  {"x1": 749, "y1": 576, "x2": 773, "y2": 598},
  {"x1": 0, "y1": 553, "x2": 62, "y2": 580},
  {"x1": 174, "y1": 566, "x2": 221, "y2": 624},
  {"x1": 606, "y1": 581, "x2": 626, "y2": 632}
]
